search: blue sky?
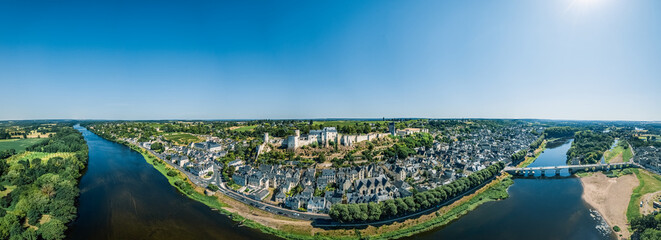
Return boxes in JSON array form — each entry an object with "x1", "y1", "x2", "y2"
[{"x1": 1, "y1": 0, "x2": 659, "y2": 120}]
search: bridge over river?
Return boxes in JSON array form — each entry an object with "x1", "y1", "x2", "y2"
[{"x1": 504, "y1": 162, "x2": 640, "y2": 177}]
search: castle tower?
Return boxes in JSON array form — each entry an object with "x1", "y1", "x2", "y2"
[
  {"x1": 264, "y1": 132, "x2": 269, "y2": 143},
  {"x1": 389, "y1": 122, "x2": 396, "y2": 136}
]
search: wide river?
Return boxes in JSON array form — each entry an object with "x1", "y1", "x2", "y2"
[
  {"x1": 67, "y1": 125, "x2": 273, "y2": 240},
  {"x1": 68, "y1": 126, "x2": 615, "y2": 240}
]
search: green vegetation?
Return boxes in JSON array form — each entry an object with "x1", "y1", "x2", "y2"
[
  {"x1": 613, "y1": 225, "x2": 621, "y2": 232},
  {"x1": 603, "y1": 168, "x2": 634, "y2": 178},
  {"x1": 163, "y1": 132, "x2": 202, "y2": 145},
  {"x1": 329, "y1": 162, "x2": 504, "y2": 223},
  {"x1": 0, "y1": 138, "x2": 47, "y2": 153},
  {"x1": 382, "y1": 133, "x2": 433, "y2": 160},
  {"x1": 566, "y1": 130, "x2": 613, "y2": 164},
  {"x1": 543, "y1": 126, "x2": 579, "y2": 139},
  {"x1": 0, "y1": 125, "x2": 88, "y2": 240},
  {"x1": 231, "y1": 125, "x2": 258, "y2": 132},
  {"x1": 150, "y1": 142, "x2": 164, "y2": 153},
  {"x1": 603, "y1": 140, "x2": 633, "y2": 163},
  {"x1": 516, "y1": 140, "x2": 547, "y2": 168},
  {"x1": 630, "y1": 212, "x2": 661, "y2": 239},
  {"x1": 627, "y1": 169, "x2": 661, "y2": 221},
  {"x1": 511, "y1": 150, "x2": 527, "y2": 164},
  {"x1": 575, "y1": 172, "x2": 593, "y2": 178}
]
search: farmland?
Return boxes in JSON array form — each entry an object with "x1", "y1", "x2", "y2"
[
  {"x1": 0, "y1": 138, "x2": 47, "y2": 152},
  {"x1": 163, "y1": 132, "x2": 203, "y2": 145}
]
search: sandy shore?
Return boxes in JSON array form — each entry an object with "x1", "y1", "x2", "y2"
[{"x1": 580, "y1": 172, "x2": 639, "y2": 239}]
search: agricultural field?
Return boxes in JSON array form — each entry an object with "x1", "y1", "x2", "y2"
[
  {"x1": 5, "y1": 151, "x2": 75, "y2": 164},
  {"x1": 230, "y1": 125, "x2": 258, "y2": 132},
  {"x1": 163, "y1": 132, "x2": 203, "y2": 145},
  {"x1": 635, "y1": 134, "x2": 661, "y2": 142},
  {"x1": 0, "y1": 138, "x2": 47, "y2": 152}
]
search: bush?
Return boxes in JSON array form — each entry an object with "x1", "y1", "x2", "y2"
[
  {"x1": 167, "y1": 169, "x2": 178, "y2": 177},
  {"x1": 613, "y1": 225, "x2": 621, "y2": 232},
  {"x1": 207, "y1": 184, "x2": 219, "y2": 191}
]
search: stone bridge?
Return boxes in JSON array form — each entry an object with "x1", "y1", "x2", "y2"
[{"x1": 504, "y1": 162, "x2": 640, "y2": 177}]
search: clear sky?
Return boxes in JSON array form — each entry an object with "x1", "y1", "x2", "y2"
[{"x1": 1, "y1": 0, "x2": 659, "y2": 121}]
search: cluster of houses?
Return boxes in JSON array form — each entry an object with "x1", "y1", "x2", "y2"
[
  {"x1": 439, "y1": 127, "x2": 540, "y2": 166},
  {"x1": 635, "y1": 146, "x2": 661, "y2": 173},
  {"x1": 140, "y1": 138, "x2": 228, "y2": 178},
  {"x1": 230, "y1": 163, "x2": 412, "y2": 212}
]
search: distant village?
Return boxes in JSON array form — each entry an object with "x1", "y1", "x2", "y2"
[{"x1": 109, "y1": 121, "x2": 541, "y2": 213}]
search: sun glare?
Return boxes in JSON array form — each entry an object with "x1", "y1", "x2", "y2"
[{"x1": 566, "y1": 0, "x2": 607, "y2": 14}]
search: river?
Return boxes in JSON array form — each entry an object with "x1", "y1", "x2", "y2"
[
  {"x1": 407, "y1": 139, "x2": 616, "y2": 240},
  {"x1": 67, "y1": 125, "x2": 273, "y2": 240}
]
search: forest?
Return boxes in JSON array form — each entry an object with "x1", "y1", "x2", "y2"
[
  {"x1": 630, "y1": 212, "x2": 661, "y2": 240},
  {"x1": 543, "y1": 126, "x2": 579, "y2": 139},
  {"x1": 329, "y1": 162, "x2": 504, "y2": 223},
  {"x1": 566, "y1": 130, "x2": 614, "y2": 164},
  {"x1": 0, "y1": 125, "x2": 88, "y2": 240}
]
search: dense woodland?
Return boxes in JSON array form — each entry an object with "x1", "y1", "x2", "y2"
[
  {"x1": 0, "y1": 125, "x2": 88, "y2": 240},
  {"x1": 631, "y1": 212, "x2": 661, "y2": 239},
  {"x1": 329, "y1": 162, "x2": 504, "y2": 223},
  {"x1": 543, "y1": 126, "x2": 579, "y2": 139},
  {"x1": 566, "y1": 130, "x2": 614, "y2": 164}
]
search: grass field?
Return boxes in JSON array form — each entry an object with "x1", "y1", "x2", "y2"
[
  {"x1": 604, "y1": 144, "x2": 634, "y2": 163},
  {"x1": 0, "y1": 138, "x2": 46, "y2": 152},
  {"x1": 0, "y1": 185, "x2": 16, "y2": 198},
  {"x1": 5, "y1": 151, "x2": 75, "y2": 164},
  {"x1": 163, "y1": 132, "x2": 203, "y2": 145},
  {"x1": 626, "y1": 169, "x2": 661, "y2": 221},
  {"x1": 636, "y1": 134, "x2": 661, "y2": 142},
  {"x1": 231, "y1": 125, "x2": 258, "y2": 132}
]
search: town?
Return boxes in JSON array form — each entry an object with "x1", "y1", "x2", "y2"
[{"x1": 90, "y1": 120, "x2": 543, "y2": 214}]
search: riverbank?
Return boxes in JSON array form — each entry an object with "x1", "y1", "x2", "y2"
[
  {"x1": 87, "y1": 128, "x2": 515, "y2": 239},
  {"x1": 580, "y1": 172, "x2": 639, "y2": 239},
  {"x1": 516, "y1": 140, "x2": 547, "y2": 168}
]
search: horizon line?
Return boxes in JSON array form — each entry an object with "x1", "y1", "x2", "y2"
[{"x1": 1, "y1": 117, "x2": 659, "y2": 123}]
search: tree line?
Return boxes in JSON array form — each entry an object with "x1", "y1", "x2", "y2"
[
  {"x1": 543, "y1": 126, "x2": 579, "y2": 139},
  {"x1": 329, "y1": 162, "x2": 504, "y2": 223}
]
